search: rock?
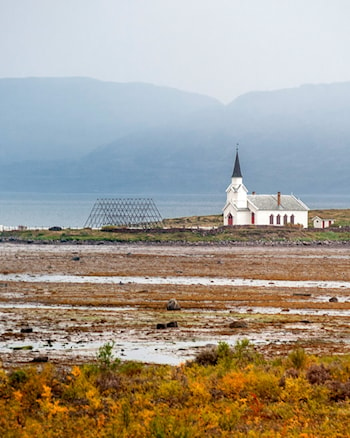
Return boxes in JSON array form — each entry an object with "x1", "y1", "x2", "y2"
[
  {"x1": 71, "y1": 256, "x2": 80, "y2": 261},
  {"x1": 20, "y1": 327, "x2": 33, "y2": 334},
  {"x1": 167, "y1": 298, "x2": 181, "y2": 311},
  {"x1": 293, "y1": 293, "x2": 312, "y2": 297},
  {"x1": 329, "y1": 296, "x2": 338, "y2": 302},
  {"x1": 229, "y1": 320, "x2": 248, "y2": 329},
  {"x1": 157, "y1": 321, "x2": 178, "y2": 329},
  {"x1": 31, "y1": 356, "x2": 49, "y2": 363}
]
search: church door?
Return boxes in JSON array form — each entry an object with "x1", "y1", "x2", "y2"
[
  {"x1": 228, "y1": 213, "x2": 233, "y2": 225},
  {"x1": 251, "y1": 212, "x2": 255, "y2": 225}
]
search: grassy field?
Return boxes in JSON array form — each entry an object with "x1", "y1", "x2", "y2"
[{"x1": 1, "y1": 210, "x2": 350, "y2": 243}]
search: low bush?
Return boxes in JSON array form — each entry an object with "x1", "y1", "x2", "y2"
[{"x1": 1, "y1": 347, "x2": 350, "y2": 436}]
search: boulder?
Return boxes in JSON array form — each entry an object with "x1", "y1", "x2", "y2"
[
  {"x1": 229, "y1": 320, "x2": 248, "y2": 329},
  {"x1": 31, "y1": 356, "x2": 49, "y2": 363},
  {"x1": 156, "y1": 321, "x2": 178, "y2": 329},
  {"x1": 20, "y1": 327, "x2": 33, "y2": 334},
  {"x1": 167, "y1": 299, "x2": 181, "y2": 311},
  {"x1": 329, "y1": 296, "x2": 338, "y2": 302}
]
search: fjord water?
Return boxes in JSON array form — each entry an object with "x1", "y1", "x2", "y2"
[{"x1": 0, "y1": 192, "x2": 349, "y2": 229}]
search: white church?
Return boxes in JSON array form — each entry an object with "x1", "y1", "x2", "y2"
[{"x1": 223, "y1": 149, "x2": 309, "y2": 228}]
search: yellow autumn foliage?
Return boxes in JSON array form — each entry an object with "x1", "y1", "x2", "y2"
[{"x1": 0, "y1": 347, "x2": 350, "y2": 437}]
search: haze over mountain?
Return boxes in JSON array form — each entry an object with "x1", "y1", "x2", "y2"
[{"x1": 0, "y1": 77, "x2": 349, "y2": 195}]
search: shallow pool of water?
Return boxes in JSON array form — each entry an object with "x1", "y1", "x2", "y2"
[{"x1": 1, "y1": 273, "x2": 350, "y2": 289}]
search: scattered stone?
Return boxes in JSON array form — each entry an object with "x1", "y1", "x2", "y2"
[
  {"x1": 167, "y1": 298, "x2": 181, "y2": 311},
  {"x1": 281, "y1": 308, "x2": 290, "y2": 312},
  {"x1": 293, "y1": 293, "x2": 312, "y2": 297},
  {"x1": 156, "y1": 321, "x2": 178, "y2": 329},
  {"x1": 20, "y1": 327, "x2": 33, "y2": 334},
  {"x1": 229, "y1": 320, "x2": 248, "y2": 329},
  {"x1": 329, "y1": 296, "x2": 338, "y2": 303},
  {"x1": 31, "y1": 356, "x2": 49, "y2": 363},
  {"x1": 72, "y1": 256, "x2": 80, "y2": 261}
]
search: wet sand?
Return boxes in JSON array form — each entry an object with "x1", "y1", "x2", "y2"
[{"x1": 1, "y1": 242, "x2": 350, "y2": 368}]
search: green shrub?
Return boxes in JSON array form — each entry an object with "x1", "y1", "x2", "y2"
[
  {"x1": 96, "y1": 342, "x2": 121, "y2": 372},
  {"x1": 288, "y1": 348, "x2": 307, "y2": 370}
]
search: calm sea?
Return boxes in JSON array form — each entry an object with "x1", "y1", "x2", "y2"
[{"x1": 0, "y1": 192, "x2": 349, "y2": 229}]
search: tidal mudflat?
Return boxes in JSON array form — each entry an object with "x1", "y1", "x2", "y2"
[{"x1": 0, "y1": 242, "x2": 350, "y2": 368}]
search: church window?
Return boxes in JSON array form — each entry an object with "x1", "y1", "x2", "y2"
[
  {"x1": 291, "y1": 214, "x2": 295, "y2": 224},
  {"x1": 251, "y1": 212, "x2": 255, "y2": 225},
  {"x1": 284, "y1": 214, "x2": 288, "y2": 225},
  {"x1": 276, "y1": 214, "x2": 281, "y2": 225},
  {"x1": 269, "y1": 214, "x2": 274, "y2": 225}
]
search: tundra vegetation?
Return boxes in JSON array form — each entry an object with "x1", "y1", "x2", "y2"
[{"x1": 1, "y1": 342, "x2": 350, "y2": 437}]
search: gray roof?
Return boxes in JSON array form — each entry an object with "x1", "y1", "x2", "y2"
[{"x1": 248, "y1": 194, "x2": 308, "y2": 211}]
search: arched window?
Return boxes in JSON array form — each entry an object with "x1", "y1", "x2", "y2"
[
  {"x1": 269, "y1": 214, "x2": 274, "y2": 225},
  {"x1": 276, "y1": 214, "x2": 281, "y2": 225},
  {"x1": 284, "y1": 214, "x2": 288, "y2": 225},
  {"x1": 291, "y1": 214, "x2": 295, "y2": 224}
]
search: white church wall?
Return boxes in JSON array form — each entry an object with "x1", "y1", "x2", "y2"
[
  {"x1": 236, "y1": 210, "x2": 252, "y2": 225},
  {"x1": 256, "y1": 210, "x2": 308, "y2": 228}
]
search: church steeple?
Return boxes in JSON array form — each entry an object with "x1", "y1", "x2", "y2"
[
  {"x1": 232, "y1": 145, "x2": 242, "y2": 178},
  {"x1": 225, "y1": 144, "x2": 248, "y2": 212}
]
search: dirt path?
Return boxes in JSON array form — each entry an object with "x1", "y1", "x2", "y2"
[{"x1": 0, "y1": 242, "x2": 350, "y2": 368}]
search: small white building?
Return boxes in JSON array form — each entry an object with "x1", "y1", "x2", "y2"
[
  {"x1": 223, "y1": 150, "x2": 309, "y2": 228},
  {"x1": 312, "y1": 216, "x2": 335, "y2": 229}
]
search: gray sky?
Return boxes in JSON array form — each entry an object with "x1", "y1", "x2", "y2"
[{"x1": 1, "y1": 0, "x2": 350, "y2": 102}]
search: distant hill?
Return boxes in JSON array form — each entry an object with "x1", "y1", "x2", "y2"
[
  {"x1": 0, "y1": 77, "x2": 221, "y2": 162},
  {"x1": 0, "y1": 77, "x2": 349, "y2": 195}
]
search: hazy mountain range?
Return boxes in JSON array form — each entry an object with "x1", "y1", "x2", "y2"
[{"x1": 0, "y1": 77, "x2": 349, "y2": 195}]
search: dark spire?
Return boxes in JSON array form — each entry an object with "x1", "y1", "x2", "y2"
[{"x1": 232, "y1": 144, "x2": 242, "y2": 178}]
